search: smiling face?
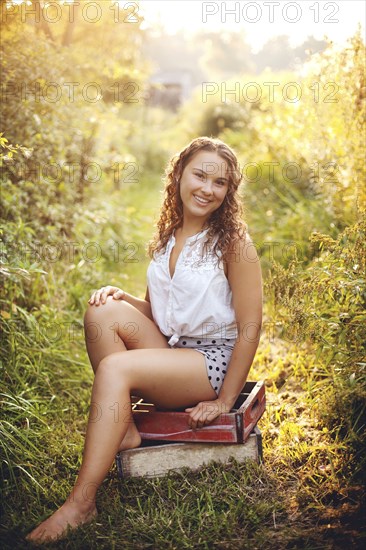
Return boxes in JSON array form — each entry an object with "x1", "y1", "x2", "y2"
[{"x1": 179, "y1": 150, "x2": 230, "y2": 225}]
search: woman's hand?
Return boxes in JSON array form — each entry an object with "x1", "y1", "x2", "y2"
[
  {"x1": 88, "y1": 285, "x2": 125, "y2": 306},
  {"x1": 185, "y1": 398, "x2": 231, "y2": 430}
]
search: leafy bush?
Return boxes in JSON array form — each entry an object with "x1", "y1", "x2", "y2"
[{"x1": 266, "y1": 217, "x2": 366, "y2": 477}]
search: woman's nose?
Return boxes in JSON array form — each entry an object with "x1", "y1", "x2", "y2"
[{"x1": 201, "y1": 180, "x2": 213, "y2": 195}]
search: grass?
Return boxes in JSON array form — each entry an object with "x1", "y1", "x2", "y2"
[
  {"x1": 1, "y1": 321, "x2": 364, "y2": 548},
  {"x1": 1, "y1": 173, "x2": 365, "y2": 549}
]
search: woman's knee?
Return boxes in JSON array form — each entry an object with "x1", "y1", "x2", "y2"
[
  {"x1": 95, "y1": 353, "x2": 134, "y2": 389},
  {"x1": 84, "y1": 296, "x2": 128, "y2": 325},
  {"x1": 97, "y1": 352, "x2": 131, "y2": 377}
]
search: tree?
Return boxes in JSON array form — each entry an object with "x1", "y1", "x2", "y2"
[{"x1": 192, "y1": 30, "x2": 255, "y2": 78}]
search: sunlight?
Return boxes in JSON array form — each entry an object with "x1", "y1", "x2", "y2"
[
  {"x1": 8, "y1": 0, "x2": 366, "y2": 51},
  {"x1": 138, "y1": 0, "x2": 366, "y2": 52}
]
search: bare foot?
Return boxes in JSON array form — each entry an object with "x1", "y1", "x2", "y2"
[
  {"x1": 26, "y1": 501, "x2": 97, "y2": 543},
  {"x1": 118, "y1": 421, "x2": 142, "y2": 451}
]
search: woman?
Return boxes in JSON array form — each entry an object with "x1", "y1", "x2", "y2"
[{"x1": 27, "y1": 136, "x2": 263, "y2": 542}]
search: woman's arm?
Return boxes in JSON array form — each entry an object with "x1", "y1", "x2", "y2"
[
  {"x1": 218, "y1": 234, "x2": 263, "y2": 409},
  {"x1": 186, "y1": 234, "x2": 263, "y2": 428},
  {"x1": 123, "y1": 287, "x2": 153, "y2": 319}
]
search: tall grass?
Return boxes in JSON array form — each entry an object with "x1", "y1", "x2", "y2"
[{"x1": 1, "y1": 34, "x2": 365, "y2": 548}]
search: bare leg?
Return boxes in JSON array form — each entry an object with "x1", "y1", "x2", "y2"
[
  {"x1": 83, "y1": 297, "x2": 169, "y2": 450},
  {"x1": 83, "y1": 297, "x2": 169, "y2": 370},
  {"x1": 26, "y1": 348, "x2": 216, "y2": 542}
]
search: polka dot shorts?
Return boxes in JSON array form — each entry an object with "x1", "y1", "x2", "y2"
[{"x1": 173, "y1": 336, "x2": 236, "y2": 395}]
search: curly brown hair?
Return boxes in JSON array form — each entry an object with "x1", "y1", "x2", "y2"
[{"x1": 148, "y1": 136, "x2": 247, "y2": 261}]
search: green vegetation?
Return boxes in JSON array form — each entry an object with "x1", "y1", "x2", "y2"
[{"x1": 1, "y1": 2, "x2": 365, "y2": 547}]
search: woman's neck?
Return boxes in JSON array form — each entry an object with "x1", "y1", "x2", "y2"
[{"x1": 177, "y1": 221, "x2": 208, "y2": 240}]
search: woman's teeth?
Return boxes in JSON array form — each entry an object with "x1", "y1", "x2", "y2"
[{"x1": 194, "y1": 195, "x2": 210, "y2": 205}]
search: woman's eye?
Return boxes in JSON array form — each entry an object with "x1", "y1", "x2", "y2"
[{"x1": 195, "y1": 172, "x2": 204, "y2": 179}]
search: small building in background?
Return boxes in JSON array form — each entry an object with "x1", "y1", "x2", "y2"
[{"x1": 147, "y1": 70, "x2": 195, "y2": 110}]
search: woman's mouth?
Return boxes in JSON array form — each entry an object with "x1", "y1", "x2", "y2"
[{"x1": 193, "y1": 194, "x2": 211, "y2": 206}]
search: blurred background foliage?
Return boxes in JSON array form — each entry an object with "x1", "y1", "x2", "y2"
[{"x1": 0, "y1": 0, "x2": 365, "y2": 545}]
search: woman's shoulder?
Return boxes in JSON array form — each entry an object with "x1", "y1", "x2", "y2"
[
  {"x1": 234, "y1": 229, "x2": 256, "y2": 252},
  {"x1": 227, "y1": 232, "x2": 261, "y2": 275},
  {"x1": 221, "y1": 229, "x2": 258, "y2": 267}
]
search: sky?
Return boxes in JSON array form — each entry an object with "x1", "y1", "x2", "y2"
[{"x1": 138, "y1": 0, "x2": 366, "y2": 52}]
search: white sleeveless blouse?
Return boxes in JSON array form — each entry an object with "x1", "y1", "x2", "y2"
[{"x1": 146, "y1": 228, "x2": 238, "y2": 346}]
